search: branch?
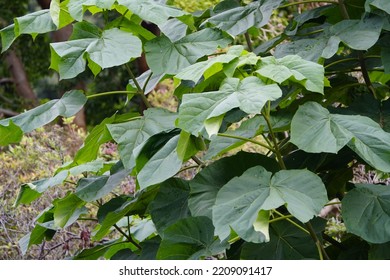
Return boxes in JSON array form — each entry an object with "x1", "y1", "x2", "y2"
[{"x1": 0, "y1": 108, "x2": 19, "y2": 117}]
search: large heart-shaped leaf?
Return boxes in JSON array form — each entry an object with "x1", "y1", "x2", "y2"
[
  {"x1": 145, "y1": 28, "x2": 231, "y2": 75},
  {"x1": 206, "y1": 0, "x2": 284, "y2": 36},
  {"x1": 150, "y1": 178, "x2": 191, "y2": 233},
  {"x1": 343, "y1": 184, "x2": 390, "y2": 244},
  {"x1": 256, "y1": 55, "x2": 325, "y2": 94},
  {"x1": 290, "y1": 102, "x2": 390, "y2": 172},
  {"x1": 189, "y1": 152, "x2": 280, "y2": 219},
  {"x1": 107, "y1": 108, "x2": 177, "y2": 170},
  {"x1": 50, "y1": 22, "x2": 142, "y2": 79},
  {"x1": 213, "y1": 166, "x2": 328, "y2": 242},
  {"x1": 0, "y1": 90, "x2": 86, "y2": 133},
  {"x1": 178, "y1": 77, "x2": 282, "y2": 137},
  {"x1": 157, "y1": 216, "x2": 229, "y2": 260}
]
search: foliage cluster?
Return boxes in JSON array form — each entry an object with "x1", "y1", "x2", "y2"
[{"x1": 1, "y1": 0, "x2": 390, "y2": 260}]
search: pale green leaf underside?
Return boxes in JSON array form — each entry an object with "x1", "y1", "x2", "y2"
[
  {"x1": 212, "y1": 166, "x2": 327, "y2": 242},
  {"x1": 178, "y1": 77, "x2": 282, "y2": 136},
  {"x1": 107, "y1": 108, "x2": 177, "y2": 170},
  {"x1": 257, "y1": 55, "x2": 325, "y2": 94},
  {"x1": 0, "y1": 90, "x2": 86, "y2": 133},
  {"x1": 290, "y1": 102, "x2": 390, "y2": 172}
]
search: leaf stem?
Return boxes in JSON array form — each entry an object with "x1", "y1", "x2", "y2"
[
  {"x1": 175, "y1": 165, "x2": 199, "y2": 175},
  {"x1": 191, "y1": 155, "x2": 205, "y2": 167},
  {"x1": 262, "y1": 104, "x2": 286, "y2": 170},
  {"x1": 269, "y1": 214, "x2": 294, "y2": 223},
  {"x1": 273, "y1": 210, "x2": 309, "y2": 235},
  {"x1": 87, "y1": 91, "x2": 135, "y2": 99},
  {"x1": 113, "y1": 224, "x2": 141, "y2": 250},
  {"x1": 125, "y1": 64, "x2": 152, "y2": 108},
  {"x1": 217, "y1": 133, "x2": 276, "y2": 153},
  {"x1": 279, "y1": 0, "x2": 339, "y2": 9},
  {"x1": 305, "y1": 222, "x2": 330, "y2": 260},
  {"x1": 245, "y1": 32, "x2": 253, "y2": 52}
]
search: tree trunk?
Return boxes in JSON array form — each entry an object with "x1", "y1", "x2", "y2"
[{"x1": 4, "y1": 50, "x2": 38, "y2": 104}]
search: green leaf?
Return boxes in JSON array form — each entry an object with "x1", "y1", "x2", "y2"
[
  {"x1": 145, "y1": 28, "x2": 231, "y2": 75},
  {"x1": 366, "y1": 0, "x2": 390, "y2": 14},
  {"x1": 176, "y1": 130, "x2": 201, "y2": 161},
  {"x1": 369, "y1": 242, "x2": 390, "y2": 259},
  {"x1": 117, "y1": 0, "x2": 186, "y2": 26},
  {"x1": 290, "y1": 102, "x2": 390, "y2": 172},
  {"x1": 50, "y1": 0, "x2": 74, "y2": 29},
  {"x1": 206, "y1": 0, "x2": 284, "y2": 36},
  {"x1": 150, "y1": 178, "x2": 191, "y2": 233},
  {"x1": 257, "y1": 55, "x2": 325, "y2": 94},
  {"x1": 342, "y1": 184, "x2": 390, "y2": 243},
  {"x1": 213, "y1": 166, "x2": 328, "y2": 242},
  {"x1": 14, "y1": 160, "x2": 106, "y2": 206},
  {"x1": 178, "y1": 77, "x2": 282, "y2": 137},
  {"x1": 0, "y1": 90, "x2": 86, "y2": 133},
  {"x1": 93, "y1": 188, "x2": 159, "y2": 240},
  {"x1": 73, "y1": 239, "x2": 121, "y2": 260},
  {"x1": 189, "y1": 152, "x2": 280, "y2": 218},
  {"x1": 50, "y1": 23, "x2": 142, "y2": 79},
  {"x1": 0, "y1": 120, "x2": 23, "y2": 146},
  {"x1": 107, "y1": 108, "x2": 177, "y2": 170},
  {"x1": 175, "y1": 46, "x2": 243, "y2": 83},
  {"x1": 0, "y1": 24, "x2": 16, "y2": 53},
  {"x1": 75, "y1": 167, "x2": 130, "y2": 202},
  {"x1": 67, "y1": 0, "x2": 116, "y2": 21},
  {"x1": 241, "y1": 219, "x2": 325, "y2": 259},
  {"x1": 137, "y1": 135, "x2": 182, "y2": 189},
  {"x1": 53, "y1": 193, "x2": 87, "y2": 228},
  {"x1": 157, "y1": 216, "x2": 229, "y2": 260}
]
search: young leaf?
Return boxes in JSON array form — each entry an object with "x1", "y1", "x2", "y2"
[
  {"x1": 343, "y1": 184, "x2": 390, "y2": 244},
  {"x1": 107, "y1": 108, "x2": 177, "y2": 170},
  {"x1": 178, "y1": 77, "x2": 282, "y2": 136},
  {"x1": 212, "y1": 166, "x2": 328, "y2": 242},
  {"x1": 206, "y1": 0, "x2": 284, "y2": 36},
  {"x1": 157, "y1": 216, "x2": 229, "y2": 260},
  {"x1": 291, "y1": 102, "x2": 390, "y2": 172},
  {"x1": 256, "y1": 55, "x2": 325, "y2": 94},
  {"x1": 145, "y1": 28, "x2": 231, "y2": 75},
  {"x1": 0, "y1": 90, "x2": 86, "y2": 133}
]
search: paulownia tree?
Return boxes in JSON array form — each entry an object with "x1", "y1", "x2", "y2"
[{"x1": 1, "y1": 0, "x2": 390, "y2": 259}]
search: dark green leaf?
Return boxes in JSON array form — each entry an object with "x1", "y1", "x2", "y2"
[
  {"x1": 157, "y1": 216, "x2": 229, "y2": 260},
  {"x1": 369, "y1": 242, "x2": 390, "y2": 259},
  {"x1": 241, "y1": 219, "x2": 325, "y2": 259},
  {"x1": 150, "y1": 178, "x2": 191, "y2": 233},
  {"x1": 93, "y1": 187, "x2": 159, "y2": 240},
  {"x1": 189, "y1": 152, "x2": 280, "y2": 218},
  {"x1": 343, "y1": 184, "x2": 390, "y2": 243}
]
